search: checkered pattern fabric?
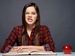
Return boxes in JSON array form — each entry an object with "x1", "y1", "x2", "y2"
[{"x1": 1, "y1": 25, "x2": 55, "y2": 53}]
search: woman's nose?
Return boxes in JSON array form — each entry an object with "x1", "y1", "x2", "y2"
[{"x1": 28, "y1": 13, "x2": 32, "y2": 16}]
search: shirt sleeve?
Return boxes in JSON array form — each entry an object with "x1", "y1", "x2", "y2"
[
  {"x1": 43, "y1": 25, "x2": 55, "y2": 52},
  {"x1": 1, "y1": 27, "x2": 18, "y2": 53}
]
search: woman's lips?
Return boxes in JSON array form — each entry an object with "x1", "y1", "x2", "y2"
[{"x1": 28, "y1": 18, "x2": 33, "y2": 22}]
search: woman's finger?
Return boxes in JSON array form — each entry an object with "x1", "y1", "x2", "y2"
[
  {"x1": 20, "y1": 46, "x2": 31, "y2": 49},
  {"x1": 16, "y1": 47, "x2": 23, "y2": 52},
  {"x1": 12, "y1": 46, "x2": 18, "y2": 50}
]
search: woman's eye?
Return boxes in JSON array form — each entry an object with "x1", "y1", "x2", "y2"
[
  {"x1": 25, "y1": 12, "x2": 29, "y2": 14},
  {"x1": 25, "y1": 12, "x2": 36, "y2": 15},
  {"x1": 32, "y1": 13, "x2": 36, "y2": 15}
]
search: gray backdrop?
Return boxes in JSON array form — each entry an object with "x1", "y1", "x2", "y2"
[{"x1": 0, "y1": 0, "x2": 75, "y2": 52}]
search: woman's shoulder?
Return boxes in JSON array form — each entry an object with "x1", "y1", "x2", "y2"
[
  {"x1": 13, "y1": 25, "x2": 22, "y2": 30},
  {"x1": 40, "y1": 25, "x2": 50, "y2": 33},
  {"x1": 40, "y1": 25, "x2": 49, "y2": 30},
  {"x1": 40, "y1": 25, "x2": 49, "y2": 28}
]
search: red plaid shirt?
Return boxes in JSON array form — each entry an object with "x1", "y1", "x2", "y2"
[{"x1": 1, "y1": 25, "x2": 55, "y2": 53}]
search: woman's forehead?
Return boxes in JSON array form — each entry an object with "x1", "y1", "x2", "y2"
[{"x1": 26, "y1": 6, "x2": 36, "y2": 12}]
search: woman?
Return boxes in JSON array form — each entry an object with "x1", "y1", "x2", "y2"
[{"x1": 1, "y1": 2, "x2": 55, "y2": 53}]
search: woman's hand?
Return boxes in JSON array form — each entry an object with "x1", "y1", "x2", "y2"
[
  {"x1": 16, "y1": 46, "x2": 31, "y2": 52},
  {"x1": 10, "y1": 46, "x2": 29, "y2": 52},
  {"x1": 10, "y1": 46, "x2": 18, "y2": 52},
  {"x1": 16, "y1": 46, "x2": 40, "y2": 52},
  {"x1": 10, "y1": 46, "x2": 45, "y2": 52}
]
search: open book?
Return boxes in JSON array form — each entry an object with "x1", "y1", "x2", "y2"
[{"x1": 3, "y1": 51, "x2": 57, "y2": 56}]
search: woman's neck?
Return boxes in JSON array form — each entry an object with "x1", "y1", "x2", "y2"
[{"x1": 27, "y1": 24, "x2": 35, "y2": 31}]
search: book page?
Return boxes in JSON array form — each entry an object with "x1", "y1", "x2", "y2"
[
  {"x1": 3, "y1": 51, "x2": 30, "y2": 55},
  {"x1": 3, "y1": 51, "x2": 57, "y2": 55},
  {"x1": 31, "y1": 51, "x2": 57, "y2": 55}
]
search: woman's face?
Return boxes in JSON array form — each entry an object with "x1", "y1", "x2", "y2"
[{"x1": 25, "y1": 6, "x2": 37, "y2": 25}]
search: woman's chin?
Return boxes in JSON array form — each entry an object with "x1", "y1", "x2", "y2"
[{"x1": 27, "y1": 23, "x2": 35, "y2": 25}]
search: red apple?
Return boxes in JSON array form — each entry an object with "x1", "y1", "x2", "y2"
[{"x1": 62, "y1": 45, "x2": 72, "y2": 54}]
